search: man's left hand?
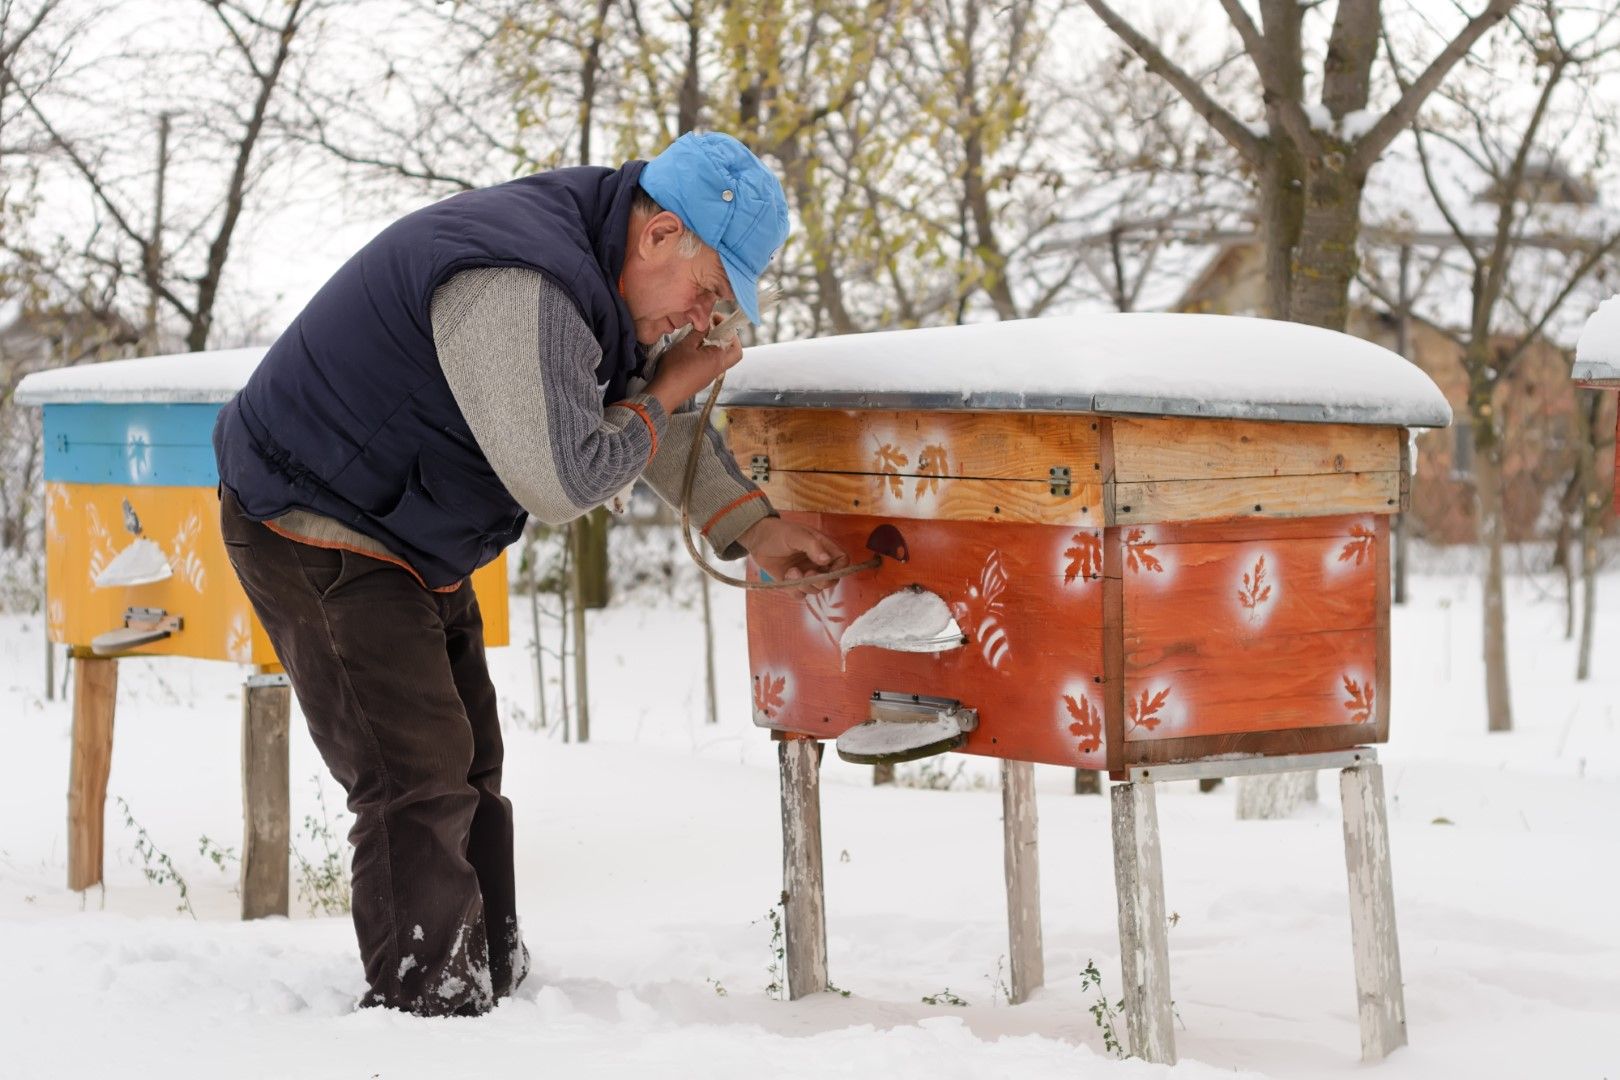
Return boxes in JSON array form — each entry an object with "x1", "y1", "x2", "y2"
[{"x1": 737, "y1": 517, "x2": 849, "y2": 595}]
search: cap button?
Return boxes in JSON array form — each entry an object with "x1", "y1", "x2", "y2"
[{"x1": 721, "y1": 189, "x2": 734, "y2": 202}]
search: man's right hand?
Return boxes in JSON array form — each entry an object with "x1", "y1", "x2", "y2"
[{"x1": 645, "y1": 320, "x2": 743, "y2": 416}]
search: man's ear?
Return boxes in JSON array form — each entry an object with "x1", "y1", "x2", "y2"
[{"x1": 638, "y1": 210, "x2": 686, "y2": 260}]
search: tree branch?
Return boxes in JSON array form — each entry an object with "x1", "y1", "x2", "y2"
[
  {"x1": 1081, "y1": 0, "x2": 1265, "y2": 165},
  {"x1": 1350, "y1": 0, "x2": 1517, "y2": 171}
]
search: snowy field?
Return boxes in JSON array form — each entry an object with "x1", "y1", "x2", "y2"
[{"x1": 0, "y1": 566, "x2": 1616, "y2": 1079}]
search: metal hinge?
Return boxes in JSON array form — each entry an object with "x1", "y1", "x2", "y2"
[
  {"x1": 750, "y1": 454, "x2": 771, "y2": 483},
  {"x1": 1049, "y1": 465, "x2": 1071, "y2": 497}
]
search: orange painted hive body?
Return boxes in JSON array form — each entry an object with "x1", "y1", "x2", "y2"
[
  {"x1": 719, "y1": 314, "x2": 1450, "y2": 775},
  {"x1": 17, "y1": 347, "x2": 508, "y2": 666}
]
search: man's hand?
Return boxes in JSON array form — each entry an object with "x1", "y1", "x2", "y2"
[
  {"x1": 646, "y1": 319, "x2": 742, "y2": 417},
  {"x1": 737, "y1": 516, "x2": 849, "y2": 595}
]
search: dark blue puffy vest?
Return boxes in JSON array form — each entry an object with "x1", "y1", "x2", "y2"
[{"x1": 214, "y1": 161, "x2": 648, "y2": 589}]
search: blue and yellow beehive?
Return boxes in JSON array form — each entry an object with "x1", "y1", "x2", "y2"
[{"x1": 18, "y1": 348, "x2": 509, "y2": 662}]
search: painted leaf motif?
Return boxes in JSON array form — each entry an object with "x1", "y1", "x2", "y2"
[
  {"x1": 804, "y1": 587, "x2": 846, "y2": 649},
  {"x1": 754, "y1": 674, "x2": 787, "y2": 719},
  {"x1": 1339, "y1": 523, "x2": 1375, "y2": 566},
  {"x1": 873, "y1": 442, "x2": 908, "y2": 497},
  {"x1": 226, "y1": 612, "x2": 252, "y2": 664},
  {"x1": 1238, "y1": 554, "x2": 1272, "y2": 616},
  {"x1": 915, "y1": 443, "x2": 948, "y2": 497},
  {"x1": 1128, "y1": 687, "x2": 1170, "y2": 732},
  {"x1": 1124, "y1": 528, "x2": 1163, "y2": 574},
  {"x1": 170, "y1": 513, "x2": 207, "y2": 592},
  {"x1": 1063, "y1": 533, "x2": 1102, "y2": 584},
  {"x1": 1065, "y1": 693, "x2": 1103, "y2": 754},
  {"x1": 1342, "y1": 675, "x2": 1374, "y2": 723}
]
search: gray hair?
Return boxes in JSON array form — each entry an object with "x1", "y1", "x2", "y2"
[{"x1": 633, "y1": 186, "x2": 705, "y2": 259}]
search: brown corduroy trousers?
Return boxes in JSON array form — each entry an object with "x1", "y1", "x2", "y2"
[{"x1": 220, "y1": 487, "x2": 527, "y2": 1016}]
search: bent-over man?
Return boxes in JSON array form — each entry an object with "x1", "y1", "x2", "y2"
[{"x1": 214, "y1": 132, "x2": 846, "y2": 1016}]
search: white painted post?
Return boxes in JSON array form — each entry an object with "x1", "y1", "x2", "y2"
[
  {"x1": 1340, "y1": 762, "x2": 1407, "y2": 1060},
  {"x1": 779, "y1": 736, "x2": 828, "y2": 998},
  {"x1": 1001, "y1": 759, "x2": 1044, "y2": 1003},
  {"x1": 1110, "y1": 781, "x2": 1176, "y2": 1065}
]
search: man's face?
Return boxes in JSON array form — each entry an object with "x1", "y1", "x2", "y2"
[{"x1": 621, "y1": 211, "x2": 736, "y2": 345}]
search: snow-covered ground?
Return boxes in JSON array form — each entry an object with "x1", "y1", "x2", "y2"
[{"x1": 1, "y1": 566, "x2": 1615, "y2": 1078}]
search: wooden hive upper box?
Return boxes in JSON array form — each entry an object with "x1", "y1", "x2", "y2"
[
  {"x1": 17, "y1": 348, "x2": 509, "y2": 664},
  {"x1": 719, "y1": 313, "x2": 1450, "y2": 776}
]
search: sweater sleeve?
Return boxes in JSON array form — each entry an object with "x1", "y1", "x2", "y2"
[
  {"x1": 432, "y1": 266, "x2": 668, "y2": 525},
  {"x1": 630, "y1": 350, "x2": 774, "y2": 561}
]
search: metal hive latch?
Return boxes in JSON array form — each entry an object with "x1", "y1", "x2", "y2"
[
  {"x1": 1049, "y1": 465, "x2": 1071, "y2": 497},
  {"x1": 751, "y1": 454, "x2": 771, "y2": 482}
]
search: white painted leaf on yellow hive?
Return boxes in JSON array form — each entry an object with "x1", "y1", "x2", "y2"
[
  {"x1": 168, "y1": 512, "x2": 207, "y2": 592},
  {"x1": 45, "y1": 483, "x2": 71, "y2": 545},
  {"x1": 85, "y1": 502, "x2": 118, "y2": 585},
  {"x1": 226, "y1": 610, "x2": 252, "y2": 664}
]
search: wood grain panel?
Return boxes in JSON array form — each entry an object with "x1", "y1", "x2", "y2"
[
  {"x1": 725, "y1": 408, "x2": 1101, "y2": 480},
  {"x1": 1111, "y1": 416, "x2": 1400, "y2": 483},
  {"x1": 756, "y1": 470, "x2": 1100, "y2": 525},
  {"x1": 1122, "y1": 629, "x2": 1378, "y2": 741},
  {"x1": 1123, "y1": 534, "x2": 1380, "y2": 640},
  {"x1": 1108, "y1": 471, "x2": 1399, "y2": 526},
  {"x1": 1118, "y1": 516, "x2": 1382, "y2": 744}
]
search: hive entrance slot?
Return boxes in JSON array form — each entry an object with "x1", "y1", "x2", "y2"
[
  {"x1": 835, "y1": 691, "x2": 978, "y2": 765},
  {"x1": 91, "y1": 607, "x2": 183, "y2": 656}
]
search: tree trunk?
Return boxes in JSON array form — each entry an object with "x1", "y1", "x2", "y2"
[
  {"x1": 1575, "y1": 392, "x2": 1604, "y2": 681},
  {"x1": 571, "y1": 508, "x2": 611, "y2": 610},
  {"x1": 1471, "y1": 409, "x2": 1513, "y2": 733},
  {"x1": 1289, "y1": 143, "x2": 1366, "y2": 331},
  {"x1": 1577, "y1": 510, "x2": 1598, "y2": 681}
]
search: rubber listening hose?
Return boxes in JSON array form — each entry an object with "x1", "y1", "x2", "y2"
[{"x1": 678, "y1": 370, "x2": 880, "y2": 591}]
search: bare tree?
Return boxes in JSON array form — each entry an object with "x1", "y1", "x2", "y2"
[
  {"x1": 1360, "y1": 1, "x2": 1620, "y2": 730},
  {"x1": 1081, "y1": 0, "x2": 1517, "y2": 330},
  {"x1": 7, "y1": 0, "x2": 326, "y2": 353}
]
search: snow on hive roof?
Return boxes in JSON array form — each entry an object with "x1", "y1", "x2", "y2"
[
  {"x1": 1574, "y1": 295, "x2": 1620, "y2": 386},
  {"x1": 14, "y1": 347, "x2": 267, "y2": 405},
  {"x1": 722, "y1": 313, "x2": 1452, "y2": 427}
]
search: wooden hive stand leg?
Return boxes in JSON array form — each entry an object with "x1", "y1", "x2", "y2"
[
  {"x1": 1001, "y1": 759, "x2": 1045, "y2": 1003},
  {"x1": 68, "y1": 654, "x2": 118, "y2": 892},
  {"x1": 1340, "y1": 761, "x2": 1407, "y2": 1061},
  {"x1": 241, "y1": 671, "x2": 291, "y2": 919},
  {"x1": 1110, "y1": 780, "x2": 1176, "y2": 1065},
  {"x1": 778, "y1": 735, "x2": 828, "y2": 999}
]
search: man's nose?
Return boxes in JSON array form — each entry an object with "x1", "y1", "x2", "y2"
[{"x1": 687, "y1": 298, "x2": 715, "y2": 332}]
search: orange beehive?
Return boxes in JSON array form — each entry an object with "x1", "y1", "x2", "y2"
[
  {"x1": 722, "y1": 315, "x2": 1443, "y2": 777},
  {"x1": 719, "y1": 313, "x2": 1449, "y2": 1065}
]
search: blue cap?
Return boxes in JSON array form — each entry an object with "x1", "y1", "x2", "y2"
[{"x1": 639, "y1": 132, "x2": 790, "y2": 325}]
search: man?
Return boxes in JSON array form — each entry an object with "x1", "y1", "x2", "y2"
[{"x1": 214, "y1": 132, "x2": 847, "y2": 1016}]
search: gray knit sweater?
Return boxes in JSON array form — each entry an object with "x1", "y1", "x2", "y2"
[{"x1": 268, "y1": 267, "x2": 772, "y2": 581}]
